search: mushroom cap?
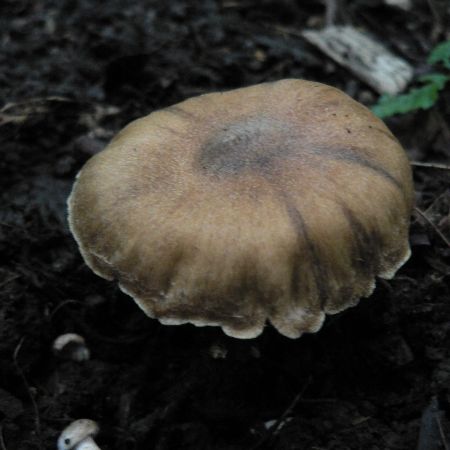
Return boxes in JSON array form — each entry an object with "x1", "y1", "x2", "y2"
[
  {"x1": 52, "y1": 333, "x2": 90, "y2": 361},
  {"x1": 57, "y1": 419, "x2": 99, "y2": 450},
  {"x1": 68, "y1": 79, "x2": 413, "y2": 339}
]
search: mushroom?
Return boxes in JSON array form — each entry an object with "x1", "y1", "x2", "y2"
[
  {"x1": 68, "y1": 79, "x2": 414, "y2": 339},
  {"x1": 52, "y1": 333, "x2": 90, "y2": 361},
  {"x1": 57, "y1": 419, "x2": 100, "y2": 450}
]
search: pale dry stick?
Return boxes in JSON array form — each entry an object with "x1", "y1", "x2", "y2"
[
  {"x1": 414, "y1": 207, "x2": 450, "y2": 248},
  {"x1": 301, "y1": 26, "x2": 413, "y2": 94},
  {"x1": 411, "y1": 161, "x2": 450, "y2": 170},
  {"x1": 13, "y1": 337, "x2": 42, "y2": 450}
]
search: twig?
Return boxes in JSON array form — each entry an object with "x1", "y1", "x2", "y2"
[
  {"x1": 13, "y1": 337, "x2": 42, "y2": 449},
  {"x1": 414, "y1": 207, "x2": 450, "y2": 248},
  {"x1": 251, "y1": 378, "x2": 311, "y2": 449},
  {"x1": 324, "y1": 0, "x2": 338, "y2": 27},
  {"x1": 272, "y1": 380, "x2": 311, "y2": 431},
  {"x1": 49, "y1": 299, "x2": 83, "y2": 320},
  {"x1": 426, "y1": 0, "x2": 443, "y2": 40},
  {"x1": 411, "y1": 161, "x2": 450, "y2": 170},
  {"x1": 0, "y1": 274, "x2": 20, "y2": 289},
  {"x1": 436, "y1": 413, "x2": 450, "y2": 450},
  {"x1": 301, "y1": 25, "x2": 413, "y2": 95},
  {"x1": 297, "y1": 397, "x2": 337, "y2": 404},
  {"x1": 423, "y1": 192, "x2": 448, "y2": 218},
  {"x1": 0, "y1": 426, "x2": 7, "y2": 450},
  {"x1": 272, "y1": 24, "x2": 301, "y2": 38}
]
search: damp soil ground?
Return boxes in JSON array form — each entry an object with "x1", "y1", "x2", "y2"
[{"x1": 1, "y1": 1, "x2": 450, "y2": 449}]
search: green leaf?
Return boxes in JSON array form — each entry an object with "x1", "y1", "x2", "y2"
[
  {"x1": 371, "y1": 40, "x2": 450, "y2": 119},
  {"x1": 372, "y1": 41, "x2": 450, "y2": 118},
  {"x1": 371, "y1": 80, "x2": 447, "y2": 118},
  {"x1": 418, "y1": 73, "x2": 449, "y2": 89},
  {"x1": 427, "y1": 40, "x2": 450, "y2": 69}
]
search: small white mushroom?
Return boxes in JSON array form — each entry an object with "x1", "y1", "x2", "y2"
[
  {"x1": 208, "y1": 343, "x2": 228, "y2": 359},
  {"x1": 57, "y1": 419, "x2": 100, "y2": 450},
  {"x1": 53, "y1": 334, "x2": 90, "y2": 362}
]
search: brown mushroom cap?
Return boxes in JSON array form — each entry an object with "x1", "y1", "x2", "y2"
[{"x1": 68, "y1": 79, "x2": 413, "y2": 339}]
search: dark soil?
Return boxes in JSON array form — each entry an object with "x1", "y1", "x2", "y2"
[{"x1": 1, "y1": 1, "x2": 450, "y2": 449}]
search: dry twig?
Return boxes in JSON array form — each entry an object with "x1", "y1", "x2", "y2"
[
  {"x1": 251, "y1": 378, "x2": 311, "y2": 449},
  {"x1": 411, "y1": 161, "x2": 450, "y2": 170},
  {"x1": 436, "y1": 413, "x2": 450, "y2": 450},
  {"x1": 324, "y1": 0, "x2": 338, "y2": 26},
  {"x1": 0, "y1": 426, "x2": 7, "y2": 450},
  {"x1": 414, "y1": 207, "x2": 450, "y2": 248}
]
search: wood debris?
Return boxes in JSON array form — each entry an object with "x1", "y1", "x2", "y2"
[{"x1": 302, "y1": 26, "x2": 414, "y2": 95}]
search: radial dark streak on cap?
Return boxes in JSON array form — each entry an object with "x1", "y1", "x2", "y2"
[
  {"x1": 67, "y1": 79, "x2": 414, "y2": 339},
  {"x1": 281, "y1": 193, "x2": 330, "y2": 310},
  {"x1": 308, "y1": 145, "x2": 403, "y2": 191}
]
